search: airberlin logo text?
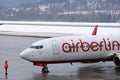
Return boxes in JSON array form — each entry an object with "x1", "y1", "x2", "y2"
[{"x1": 62, "y1": 38, "x2": 120, "y2": 53}]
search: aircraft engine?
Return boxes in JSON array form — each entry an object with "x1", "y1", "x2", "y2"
[{"x1": 113, "y1": 53, "x2": 120, "y2": 67}]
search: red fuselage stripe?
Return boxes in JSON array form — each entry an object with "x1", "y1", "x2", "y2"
[{"x1": 32, "y1": 58, "x2": 113, "y2": 64}]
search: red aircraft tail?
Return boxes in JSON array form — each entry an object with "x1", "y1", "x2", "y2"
[{"x1": 92, "y1": 25, "x2": 98, "y2": 35}]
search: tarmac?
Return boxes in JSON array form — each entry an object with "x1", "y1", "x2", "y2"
[{"x1": 0, "y1": 34, "x2": 120, "y2": 80}]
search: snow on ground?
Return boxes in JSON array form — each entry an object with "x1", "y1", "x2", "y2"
[{"x1": 0, "y1": 24, "x2": 120, "y2": 36}]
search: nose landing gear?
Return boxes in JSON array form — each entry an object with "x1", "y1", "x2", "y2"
[
  {"x1": 41, "y1": 66, "x2": 49, "y2": 73},
  {"x1": 33, "y1": 62, "x2": 49, "y2": 73}
]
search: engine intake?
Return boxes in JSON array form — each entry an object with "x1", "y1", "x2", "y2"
[{"x1": 113, "y1": 53, "x2": 120, "y2": 67}]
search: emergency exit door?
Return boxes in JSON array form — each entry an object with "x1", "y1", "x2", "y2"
[{"x1": 52, "y1": 40, "x2": 59, "y2": 54}]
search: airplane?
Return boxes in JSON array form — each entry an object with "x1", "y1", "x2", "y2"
[{"x1": 19, "y1": 24, "x2": 120, "y2": 73}]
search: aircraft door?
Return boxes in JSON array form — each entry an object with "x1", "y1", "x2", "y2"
[{"x1": 52, "y1": 40, "x2": 59, "y2": 55}]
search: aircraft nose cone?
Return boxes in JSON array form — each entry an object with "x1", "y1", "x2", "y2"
[
  {"x1": 20, "y1": 49, "x2": 31, "y2": 61},
  {"x1": 20, "y1": 51, "x2": 27, "y2": 59}
]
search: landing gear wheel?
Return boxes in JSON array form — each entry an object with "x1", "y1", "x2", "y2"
[{"x1": 41, "y1": 66, "x2": 49, "y2": 73}]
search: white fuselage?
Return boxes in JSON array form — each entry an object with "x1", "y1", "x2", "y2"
[{"x1": 20, "y1": 35, "x2": 120, "y2": 64}]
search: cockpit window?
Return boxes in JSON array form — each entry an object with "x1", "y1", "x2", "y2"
[{"x1": 30, "y1": 45, "x2": 43, "y2": 49}]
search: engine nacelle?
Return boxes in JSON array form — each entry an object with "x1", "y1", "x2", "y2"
[{"x1": 113, "y1": 53, "x2": 120, "y2": 67}]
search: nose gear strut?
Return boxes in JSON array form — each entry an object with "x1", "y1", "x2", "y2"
[
  {"x1": 41, "y1": 66, "x2": 49, "y2": 73},
  {"x1": 33, "y1": 62, "x2": 49, "y2": 73}
]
